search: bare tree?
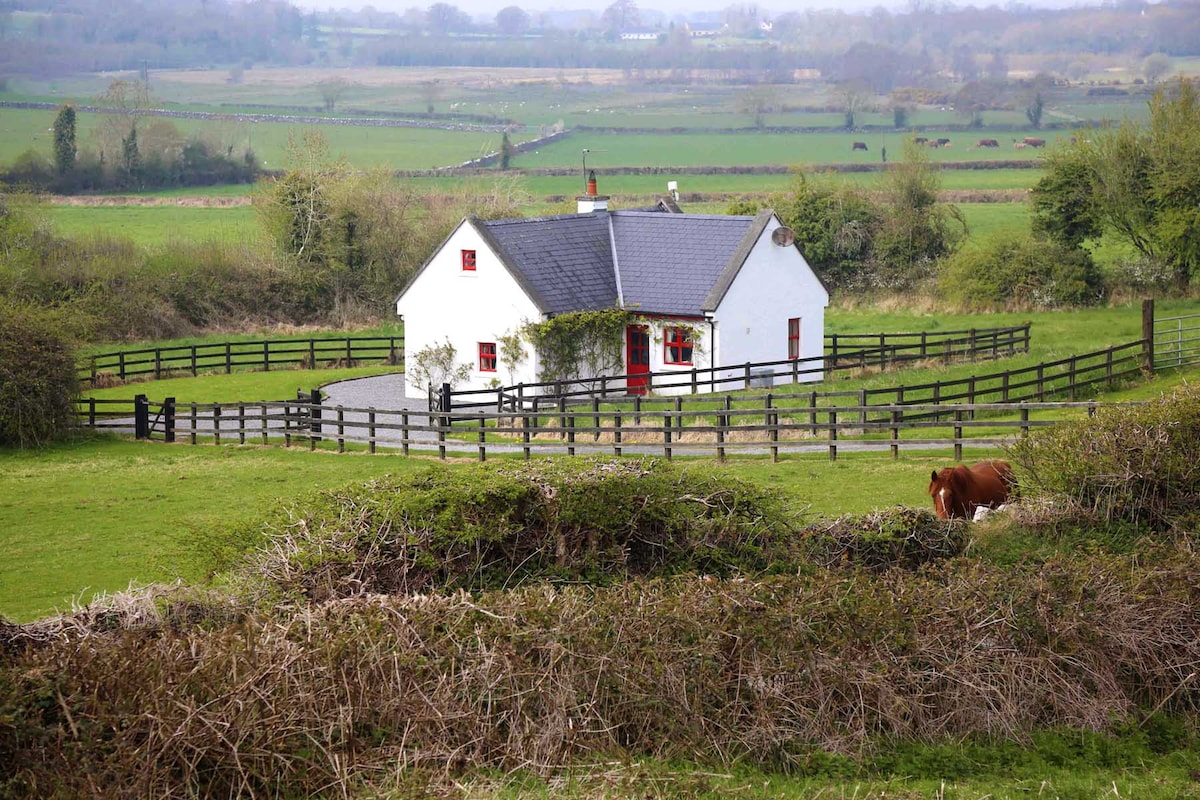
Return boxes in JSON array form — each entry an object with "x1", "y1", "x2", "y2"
[
  {"x1": 834, "y1": 80, "x2": 872, "y2": 130},
  {"x1": 417, "y1": 80, "x2": 443, "y2": 115},
  {"x1": 316, "y1": 77, "x2": 351, "y2": 112}
]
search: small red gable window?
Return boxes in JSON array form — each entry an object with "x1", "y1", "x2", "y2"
[
  {"x1": 663, "y1": 327, "x2": 694, "y2": 366},
  {"x1": 788, "y1": 317, "x2": 801, "y2": 359},
  {"x1": 461, "y1": 249, "x2": 477, "y2": 271},
  {"x1": 479, "y1": 342, "x2": 497, "y2": 372}
]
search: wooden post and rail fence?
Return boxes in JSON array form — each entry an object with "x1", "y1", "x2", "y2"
[
  {"x1": 80, "y1": 335, "x2": 1148, "y2": 461},
  {"x1": 79, "y1": 336, "x2": 404, "y2": 387}
]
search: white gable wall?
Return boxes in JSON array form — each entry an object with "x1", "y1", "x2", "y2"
[
  {"x1": 713, "y1": 218, "x2": 829, "y2": 387},
  {"x1": 395, "y1": 221, "x2": 542, "y2": 399}
]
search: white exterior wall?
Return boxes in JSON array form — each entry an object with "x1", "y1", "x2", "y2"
[
  {"x1": 395, "y1": 221, "x2": 542, "y2": 399},
  {"x1": 713, "y1": 217, "x2": 829, "y2": 388},
  {"x1": 638, "y1": 318, "x2": 715, "y2": 396}
]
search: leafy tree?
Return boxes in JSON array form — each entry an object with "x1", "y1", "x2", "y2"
[
  {"x1": 1032, "y1": 79, "x2": 1200, "y2": 288},
  {"x1": 499, "y1": 131, "x2": 516, "y2": 169},
  {"x1": 120, "y1": 125, "x2": 141, "y2": 184},
  {"x1": 874, "y1": 139, "x2": 965, "y2": 287},
  {"x1": 1143, "y1": 53, "x2": 1172, "y2": 85},
  {"x1": 52, "y1": 104, "x2": 76, "y2": 176},
  {"x1": 939, "y1": 235, "x2": 1103, "y2": 310},
  {"x1": 426, "y1": 3, "x2": 470, "y2": 35},
  {"x1": 750, "y1": 171, "x2": 883, "y2": 290},
  {"x1": 1025, "y1": 91, "x2": 1044, "y2": 128},
  {"x1": 495, "y1": 5, "x2": 530, "y2": 35},
  {"x1": 601, "y1": 0, "x2": 640, "y2": 33}
]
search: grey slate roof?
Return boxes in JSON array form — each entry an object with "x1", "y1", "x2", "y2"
[
  {"x1": 474, "y1": 209, "x2": 767, "y2": 317},
  {"x1": 475, "y1": 213, "x2": 616, "y2": 315}
]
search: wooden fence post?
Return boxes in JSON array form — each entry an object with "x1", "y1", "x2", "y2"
[
  {"x1": 767, "y1": 393, "x2": 778, "y2": 462},
  {"x1": 261, "y1": 405, "x2": 269, "y2": 445},
  {"x1": 1143, "y1": 298, "x2": 1155, "y2": 375},
  {"x1": 163, "y1": 397, "x2": 175, "y2": 443},
  {"x1": 477, "y1": 412, "x2": 486, "y2": 462},
  {"x1": 954, "y1": 409, "x2": 963, "y2": 462},
  {"x1": 336, "y1": 406, "x2": 345, "y2": 453},
  {"x1": 238, "y1": 403, "x2": 246, "y2": 445},
  {"x1": 664, "y1": 412, "x2": 672, "y2": 460},
  {"x1": 134, "y1": 394, "x2": 149, "y2": 439},
  {"x1": 368, "y1": 409, "x2": 377, "y2": 454},
  {"x1": 828, "y1": 410, "x2": 837, "y2": 462},
  {"x1": 214, "y1": 403, "x2": 222, "y2": 447},
  {"x1": 614, "y1": 413, "x2": 622, "y2": 457},
  {"x1": 522, "y1": 414, "x2": 530, "y2": 460},
  {"x1": 401, "y1": 411, "x2": 410, "y2": 457},
  {"x1": 190, "y1": 403, "x2": 198, "y2": 445},
  {"x1": 890, "y1": 410, "x2": 899, "y2": 459}
]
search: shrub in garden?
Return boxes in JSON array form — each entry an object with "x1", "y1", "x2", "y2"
[
  {"x1": 939, "y1": 234, "x2": 1105, "y2": 309},
  {"x1": 0, "y1": 304, "x2": 79, "y2": 448},
  {"x1": 1007, "y1": 383, "x2": 1200, "y2": 528}
]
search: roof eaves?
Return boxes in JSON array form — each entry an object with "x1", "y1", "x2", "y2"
[
  {"x1": 471, "y1": 216, "x2": 554, "y2": 315},
  {"x1": 393, "y1": 216, "x2": 470, "y2": 306},
  {"x1": 701, "y1": 209, "x2": 774, "y2": 312}
]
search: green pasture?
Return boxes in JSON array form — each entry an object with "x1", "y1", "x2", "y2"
[
  {"x1": 82, "y1": 365, "x2": 402, "y2": 404},
  {"x1": 43, "y1": 204, "x2": 259, "y2": 248},
  {"x1": 0, "y1": 106, "x2": 506, "y2": 170},
  {"x1": 516, "y1": 130, "x2": 1070, "y2": 170},
  {"x1": 0, "y1": 436, "x2": 968, "y2": 622}
]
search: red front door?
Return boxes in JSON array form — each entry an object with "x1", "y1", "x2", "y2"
[{"x1": 625, "y1": 325, "x2": 650, "y2": 394}]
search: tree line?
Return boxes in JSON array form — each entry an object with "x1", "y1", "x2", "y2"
[{"x1": 2, "y1": 0, "x2": 1197, "y2": 81}]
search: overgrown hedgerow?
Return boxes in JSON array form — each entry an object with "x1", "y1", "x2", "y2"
[
  {"x1": 224, "y1": 459, "x2": 965, "y2": 606},
  {"x1": 1007, "y1": 383, "x2": 1200, "y2": 529},
  {"x1": 3, "y1": 550, "x2": 1200, "y2": 797}
]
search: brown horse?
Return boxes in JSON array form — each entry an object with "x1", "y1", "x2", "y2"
[{"x1": 929, "y1": 460, "x2": 1015, "y2": 520}]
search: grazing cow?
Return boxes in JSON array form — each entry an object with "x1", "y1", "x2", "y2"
[
  {"x1": 914, "y1": 136, "x2": 929, "y2": 145},
  {"x1": 1022, "y1": 137, "x2": 1046, "y2": 147},
  {"x1": 936, "y1": 137, "x2": 951, "y2": 146},
  {"x1": 1013, "y1": 141, "x2": 1027, "y2": 149},
  {"x1": 929, "y1": 461, "x2": 1016, "y2": 520},
  {"x1": 977, "y1": 139, "x2": 999, "y2": 148},
  {"x1": 852, "y1": 141, "x2": 868, "y2": 151}
]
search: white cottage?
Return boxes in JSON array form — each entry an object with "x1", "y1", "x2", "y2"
[{"x1": 395, "y1": 184, "x2": 829, "y2": 398}]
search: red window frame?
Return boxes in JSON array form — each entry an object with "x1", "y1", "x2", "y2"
[
  {"x1": 461, "y1": 249, "x2": 477, "y2": 271},
  {"x1": 663, "y1": 326, "x2": 694, "y2": 366},
  {"x1": 477, "y1": 340, "x2": 496, "y2": 371},
  {"x1": 788, "y1": 317, "x2": 801, "y2": 359},
  {"x1": 478, "y1": 342, "x2": 497, "y2": 372}
]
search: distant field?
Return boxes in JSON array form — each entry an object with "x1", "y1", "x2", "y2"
[
  {"x1": 0, "y1": 106, "x2": 506, "y2": 170},
  {"x1": 519, "y1": 130, "x2": 1067, "y2": 169},
  {"x1": 45, "y1": 204, "x2": 259, "y2": 247}
]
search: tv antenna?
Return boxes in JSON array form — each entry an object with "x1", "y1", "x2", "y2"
[{"x1": 581, "y1": 148, "x2": 608, "y2": 191}]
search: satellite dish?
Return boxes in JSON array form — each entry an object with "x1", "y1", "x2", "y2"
[{"x1": 771, "y1": 226, "x2": 796, "y2": 247}]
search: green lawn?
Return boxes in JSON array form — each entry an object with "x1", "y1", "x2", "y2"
[{"x1": 44, "y1": 203, "x2": 259, "y2": 247}]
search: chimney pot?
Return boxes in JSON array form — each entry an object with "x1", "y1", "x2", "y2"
[{"x1": 587, "y1": 170, "x2": 598, "y2": 196}]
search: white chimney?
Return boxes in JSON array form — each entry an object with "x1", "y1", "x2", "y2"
[
  {"x1": 577, "y1": 169, "x2": 609, "y2": 213},
  {"x1": 667, "y1": 180, "x2": 679, "y2": 202}
]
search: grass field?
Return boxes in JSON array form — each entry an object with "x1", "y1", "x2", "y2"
[
  {"x1": 0, "y1": 106, "x2": 507, "y2": 170},
  {"x1": 6, "y1": 299, "x2": 1196, "y2": 622},
  {"x1": 44, "y1": 203, "x2": 259, "y2": 246}
]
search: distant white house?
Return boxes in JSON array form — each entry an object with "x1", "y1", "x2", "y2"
[
  {"x1": 394, "y1": 178, "x2": 829, "y2": 398},
  {"x1": 619, "y1": 30, "x2": 660, "y2": 40}
]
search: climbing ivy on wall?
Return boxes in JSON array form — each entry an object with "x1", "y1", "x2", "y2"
[{"x1": 522, "y1": 308, "x2": 633, "y2": 387}]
